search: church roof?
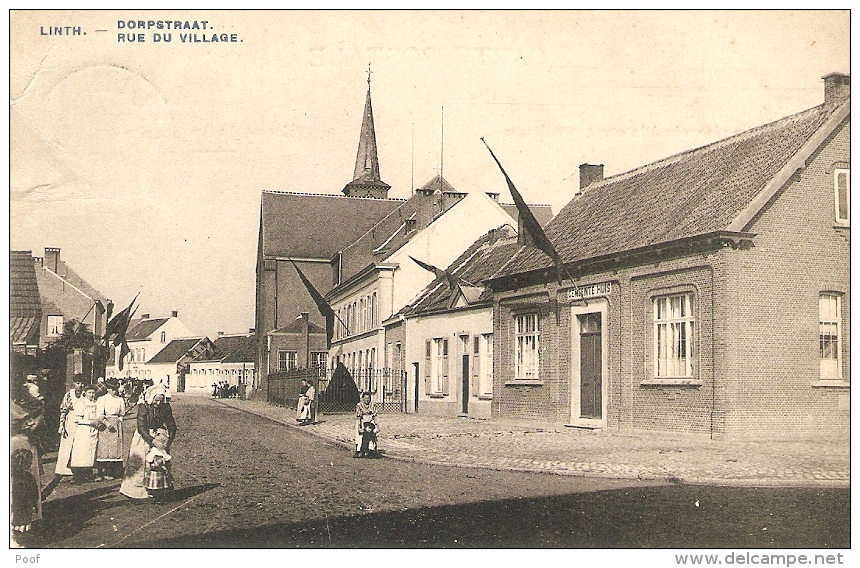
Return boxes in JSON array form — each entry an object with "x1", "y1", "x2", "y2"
[
  {"x1": 260, "y1": 191, "x2": 403, "y2": 259},
  {"x1": 343, "y1": 84, "x2": 389, "y2": 195}
]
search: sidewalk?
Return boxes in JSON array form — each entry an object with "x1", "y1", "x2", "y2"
[{"x1": 212, "y1": 397, "x2": 850, "y2": 487}]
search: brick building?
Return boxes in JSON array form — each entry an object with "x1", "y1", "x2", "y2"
[
  {"x1": 487, "y1": 73, "x2": 850, "y2": 440},
  {"x1": 31, "y1": 247, "x2": 109, "y2": 349}
]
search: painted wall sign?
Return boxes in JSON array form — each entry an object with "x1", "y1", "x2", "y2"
[{"x1": 567, "y1": 282, "x2": 612, "y2": 300}]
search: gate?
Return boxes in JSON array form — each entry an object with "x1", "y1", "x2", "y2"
[{"x1": 267, "y1": 367, "x2": 407, "y2": 413}]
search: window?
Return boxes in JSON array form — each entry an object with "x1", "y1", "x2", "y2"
[
  {"x1": 819, "y1": 293, "x2": 843, "y2": 380},
  {"x1": 311, "y1": 351, "x2": 327, "y2": 373},
  {"x1": 160, "y1": 331, "x2": 166, "y2": 343},
  {"x1": 480, "y1": 333, "x2": 493, "y2": 396},
  {"x1": 47, "y1": 315, "x2": 63, "y2": 337},
  {"x1": 426, "y1": 338, "x2": 449, "y2": 394},
  {"x1": 653, "y1": 293, "x2": 695, "y2": 378},
  {"x1": 278, "y1": 350, "x2": 297, "y2": 371},
  {"x1": 515, "y1": 314, "x2": 540, "y2": 380},
  {"x1": 834, "y1": 169, "x2": 850, "y2": 225}
]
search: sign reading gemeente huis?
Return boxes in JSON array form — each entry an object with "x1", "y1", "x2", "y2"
[{"x1": 567, "y1": 282, "x2": 613, "y2": 300}]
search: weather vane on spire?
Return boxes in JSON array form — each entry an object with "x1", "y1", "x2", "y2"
[{"x1": 367, "y1": 62, "x2": 372, "y2": 86}]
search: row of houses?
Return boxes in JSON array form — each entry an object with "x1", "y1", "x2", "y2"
[
  {"x1": 256, "y1": 73, "x2": 849, "y2": 440},
  {"x1": 105, "y1": 314, "x2": 256, "y2": 395}
]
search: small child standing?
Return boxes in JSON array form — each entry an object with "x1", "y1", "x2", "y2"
[{"x1": 145, "y1": 429, "x2": 174, "y2": 503}]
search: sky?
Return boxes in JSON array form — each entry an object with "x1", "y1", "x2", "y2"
[{"x1": 7, "y1": 10, "x2": 850, "y2": 340}]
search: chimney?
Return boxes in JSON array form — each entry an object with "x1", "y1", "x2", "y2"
[
  {"x1": 249, "y1": 328, "x2": 256, "y2": 334},
  {"x1": 171, "y1": 310, "x2": 179, "y2": 318},
  {"x1": 299, "y1": 312, "x2": 310, "y2": 322},
  {"x1": 218, "y1": 331, "x2": 224, "y2": 337},
  {"x1": 33, "y1": 256, "x2": 43, "y2": 267},
  {"x1": 44, "y1": 247, "x2": 60, "y2": 272},
  {"x1": 579, "y1": 164, "x2": 604, "y2": 190},
  {"x1": 141, "y1": 314, "x2": 150, "y2": 320},
  {"x1": 823, "y1": 73, "x2": 850, "y2": 106}
]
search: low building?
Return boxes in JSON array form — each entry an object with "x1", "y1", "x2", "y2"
[
  {"x1": 106, "y1": 311, "x2": 195, "y2": 381},
  {"x1": 186, "y1": 332, "x2": 257, "y2": 395},
  {"x1": 384, "y1": 225, "x2": 517, "y2": 417},
  {"x1": 146, "y1": 336, "x2": 215, "y2": 392},
  {"x1": 487, "y1": 73, "x2": 850, "y2": 440}
]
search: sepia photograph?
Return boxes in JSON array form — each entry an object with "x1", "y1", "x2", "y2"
[{"x1": 8, "y1": 9, "x2": 850, "y2": 559}]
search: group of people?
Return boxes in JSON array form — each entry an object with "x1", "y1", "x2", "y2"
[
  {"x1": 212, "y1": 381, "x2": 240, "y2": 399},
  {"x1": 53, "y1": 375, "x2": 127, "y2": 485},
  {"x1": 10, "y1": 372, "x2": 180, "y2": 536}
]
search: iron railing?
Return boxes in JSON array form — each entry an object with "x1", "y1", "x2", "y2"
[{"x1": 267, "y1": 366, "x2": 407, "y2": 413}]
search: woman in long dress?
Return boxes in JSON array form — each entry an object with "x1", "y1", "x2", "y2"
[
  {"x1": 68, "y1": 384, "x2": 100, "y2": 483},
  {"x1": 120, "y1": 385, "x2": 177, "y2": 500},
  {"x1": 54, "y1": 375, "x2": 85, "y2": 477},
  {"x1": 11, "y1": 395, "x2": 45, "y2": 534},
  {"x1": 95, "y1": 381, "x2": 126, "y2": 480}
]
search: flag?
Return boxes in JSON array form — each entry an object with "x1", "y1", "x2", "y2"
[
  {"x1": 291, "y1": 261, "x2": 340, "y2": 349},
  {"x1": 409, "y1": 256, "x2": 458, "y2": 291},
  {"x1": 105, "y1": 294, "x2": 138, "y2": 371},
  {"x1": 105, "y1": 300, "x2": 114, "y2": 324},
  {"x1": 481, "y1": 138, "x2": 569, "y2": 286}
]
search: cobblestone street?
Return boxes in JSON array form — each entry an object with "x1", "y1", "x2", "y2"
[
  {"x1": 19, "y1": 395, "x2": 849, "y2": 549},
  {"x1": 217, "y1": 397, "x2": 850, "y2": 486}
]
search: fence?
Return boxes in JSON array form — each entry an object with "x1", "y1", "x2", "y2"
[{"x1": 267, "y1": 366, "x2": 408, "y2": 413}]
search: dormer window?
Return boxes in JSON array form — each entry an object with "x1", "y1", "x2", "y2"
[
  {"x1": 834, "y1": 169, "x2": 849, "y2": 225},
  {"x1": 161, "y1": 331, "x2": 166, "y2": 343}
]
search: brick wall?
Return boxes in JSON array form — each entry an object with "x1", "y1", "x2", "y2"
[{"x1": 721, "y1": 119, "x2": 850, "y2": 439}]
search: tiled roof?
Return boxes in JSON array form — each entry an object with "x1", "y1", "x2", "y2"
[
  {"x1": 398, "y1": 225, "x2": 519, "y2": 317},
  {"x1": 10, "y1": 251, "x2": 41, "y2": 345},
  {"x1": 260, "y1": 191, "x2": 403, "y2": 259},
  {"x1": 269, "y1": 319, "x2": 327, "y2": 335},
  {"x1": 126, "y1": 318, "x2": 169, "y2": 341},
  {"x1": 500, "y1": 203, "x2": 554, "y2": 228},
  {"x1": 497, "y1": 101, "x2": 848, "y2": 277},
  {"x1": 217, "y1": 335, "x2": 256, "y2": 363},
  {"x1": 147, "y1": 337, "x2": 204, "y2": 364},
  {"x1": 41, "y1": 259, "x2": 108, "y2": 303}
]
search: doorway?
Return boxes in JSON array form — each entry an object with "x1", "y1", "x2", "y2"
[{"x1": 570, "y1": 299, "x2": 608, "y2": 427}]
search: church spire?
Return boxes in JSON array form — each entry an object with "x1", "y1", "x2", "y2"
[{"x1": 343, "y1": 64, "x2": 391, "y2": 199}]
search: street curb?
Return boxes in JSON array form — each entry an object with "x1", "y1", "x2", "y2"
[{"x1": 211, "y1": 399, "x2": 850, "y2": 488}]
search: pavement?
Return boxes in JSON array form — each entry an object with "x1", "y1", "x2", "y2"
[{"x1": 210, "y1": 395, "x2": 850, "y2": 487}]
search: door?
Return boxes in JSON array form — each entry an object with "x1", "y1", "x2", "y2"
[
  {"x1": 412, "y1": 362, "x2": 420, "y2": 412},
  {"x1": 579, "y1": 312, "x2": 602, "y2": 419},
  {"x1": 461, "y1": 354, "x2": 470, "y2": 414}
]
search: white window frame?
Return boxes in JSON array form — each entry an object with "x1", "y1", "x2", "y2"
[
  {"x1": 819, "y1": 293, "x2": 843, "y2": 381},
  {"x1": 834, "y1": 169, "x2": 850, "y2": 225},
  {"x1": 653, "y1": 293, "x2": 695, "y2": 378},
  {"x1": 515, "y1": 313, "x2": 540, "y2": 380},
  {"x1": 431, "y1": 338, "x2": 448, "y2": 394},
  {"x1": 480, "y1": 333, "x2": 494, "y2": 396},
  {"x1": 160, "y1": 331, "x2": 167, "y2": 343},
  {"x1": 47, "y1": 315, "x2": 63, "y2": 337},
  {"x1": 278, "y1": 350, "x2": 298, "y2": 371}
]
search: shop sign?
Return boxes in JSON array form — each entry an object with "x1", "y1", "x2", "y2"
[{"x1": 567, "y1": 282, "x2": 612, "y2": 300}]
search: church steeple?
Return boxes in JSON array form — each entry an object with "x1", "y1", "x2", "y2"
[{"x1": 343, "y1": 65, "x2": 391, "y2": 199}]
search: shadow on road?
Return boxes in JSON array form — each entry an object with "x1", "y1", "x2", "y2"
[
  {"x1": 172, "y1": 482, "x2": 222, "y2": 501},
  {"x1": 135, "y1": 484, "x2": 850, "y2": 549}
]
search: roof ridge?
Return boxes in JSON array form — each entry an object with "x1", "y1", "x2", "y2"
[
  {"x1": 262, "y1": 189, "x2": 406, "y2": 201},
  {"x1": 580, "y1": 103, "x2": 835, "y2": 194}
]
